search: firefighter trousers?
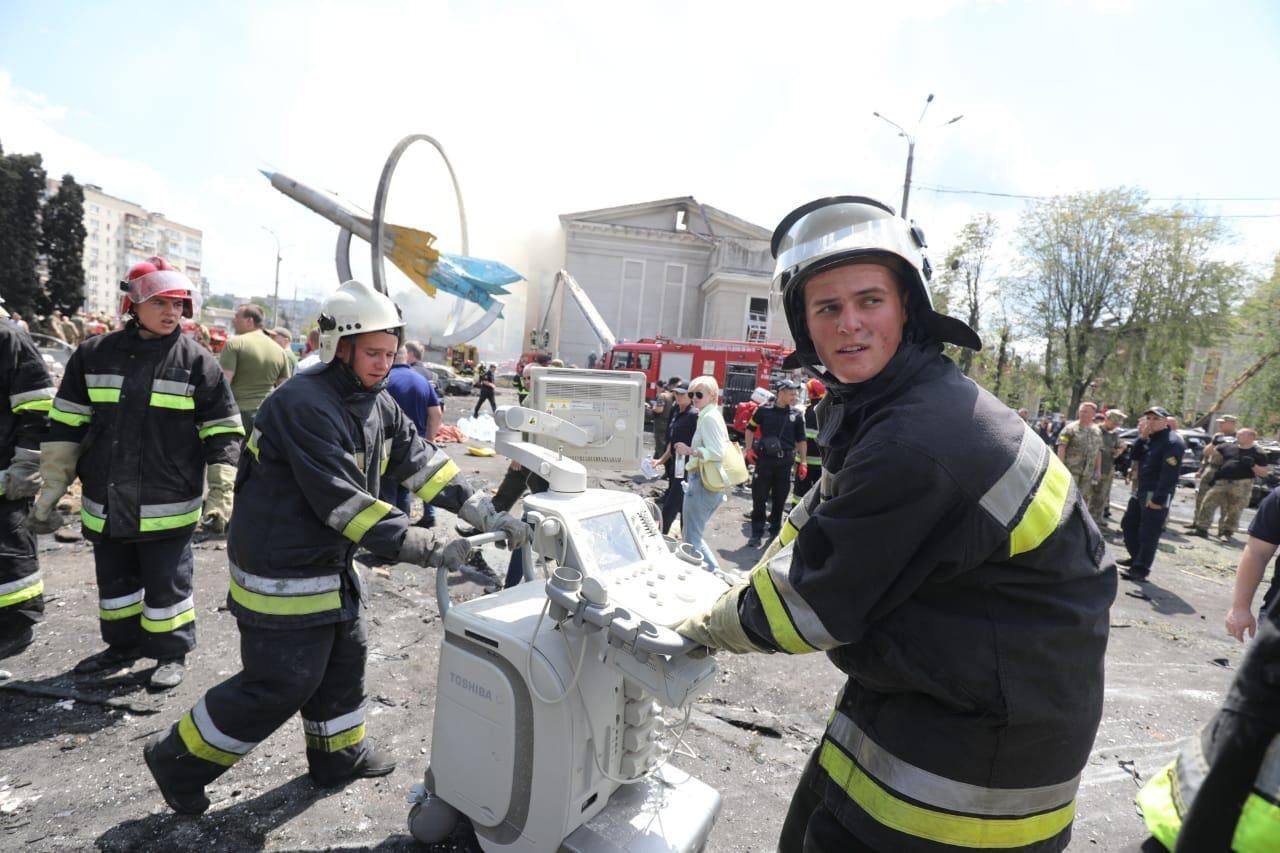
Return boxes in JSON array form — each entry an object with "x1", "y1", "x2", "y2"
[
  {"x1": 792, "y1": 464, "x2": 821, "y2": 501},
  {"x1": 150, "y1": 612, "x2": 370, "y2": 790},
  {"x1": 94, "y1": 533, "x2": 195, "y2": 659},
  {"x1": 0, "y1": 496, "x2": 42, "y2": 640},
  {"x1": 779, "y1": 746, "x2": 877, "y2": 853},
  {"x1": 751, "y1": 460, "x2": 791, "y2": 538}
]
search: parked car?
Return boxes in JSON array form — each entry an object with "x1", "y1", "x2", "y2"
[
  {"x1": 424, "y1": 361, "x2": 474, "y2": 396},
  {"x1": 1114, "y1": 427, "x2": 1203, "y2": 485},
  {"x1": 1250, "y1": 443, "x2": 1280, "y2": 507}
]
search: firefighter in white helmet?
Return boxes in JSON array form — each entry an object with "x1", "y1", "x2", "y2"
[
  {"x1": 677, "y1": 197, "x2": 1113, "y2": 852},
  {"x1": 29, "y1": 257, "x2": 241, "y2": 688},
  {"x1": 144, "y1": 279, "x2": 528, "y2": 814}
]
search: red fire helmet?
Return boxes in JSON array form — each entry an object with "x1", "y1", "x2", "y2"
[
  {"x1": 807, "y1": 378, "x2": 826, "y2": 400},
  {"x1": 119, "y1": 256, "x2": 199, "y2": 318}
]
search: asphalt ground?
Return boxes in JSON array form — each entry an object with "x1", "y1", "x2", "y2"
[{"x1": 0, "y1": 386, "x2": 1265, "y2": 851}]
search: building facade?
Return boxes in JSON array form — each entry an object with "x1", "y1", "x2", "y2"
[
  {"x1": 553, "y1": 197, "x2": 787, "y2": 367},
  {"x1": 49, "y1": 180, "x2": 203, "y2": 317}
]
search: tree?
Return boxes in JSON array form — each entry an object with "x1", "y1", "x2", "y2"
[
  {"x1": 40, "y1": 174, "x2": 87, "y2": 314},
  {"x1": 1230, "y1": 254, "x2": 1280, "y2": 431},
  {"x1": 0, "y1": 143, "x2": 47, "y2": 317},
  {"x1": 936, "y1": 214, "x2": 997, "y2": 376}
]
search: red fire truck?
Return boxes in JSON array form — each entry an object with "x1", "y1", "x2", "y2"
[{"x1": 599, "y1": 337, "x2": 793, "y2": 423}]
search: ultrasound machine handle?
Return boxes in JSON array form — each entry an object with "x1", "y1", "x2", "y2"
[{"x1": 434, "y1": 531, "x2": 507, "y2": 617}]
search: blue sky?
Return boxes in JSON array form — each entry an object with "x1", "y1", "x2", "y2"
[{"x1": 2, "y1": 0, "x2": 1277, "y2": 346}]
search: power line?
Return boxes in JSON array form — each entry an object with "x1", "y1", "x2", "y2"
[{"x1": 914, "y1": 183, "x2": 1280, "y2": 218}]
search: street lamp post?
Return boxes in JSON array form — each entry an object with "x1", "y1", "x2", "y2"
[
  {"x1": 873, "y1": 94, "x2": 964, "y2": 219},
  {"x1": 262, "y1": 225, "x2": 283, "y2": 328}
]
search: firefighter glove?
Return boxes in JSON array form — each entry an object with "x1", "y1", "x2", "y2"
[
  {"x1": 1, "y1": 448, "x2": 42, "y2": 499},
  {"x1": 676, "y1": 585, "x2": 767, "y2": 655},
  {"x1": 434, "y1": 537, "x2": 473, "y2": 573},
  {"x1": 201, "y1": 462, "x2": 236, "y2": 533},
  {"x1": 398, "y1": 525, "x2": 439, "y2": 567},
  {"x1": 459, "y1": 494, "x2": 529, "y2": 550},
  {"x1": 26, "y1": 441, "x2": 80, "y2": 534}
]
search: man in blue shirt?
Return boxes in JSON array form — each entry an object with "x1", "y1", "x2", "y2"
[
  {"x1": 1118, "y1": 406, "x2": 1185, "y2": 582},
  {"x1": 380, "y1": 346, "x2": 442, "y2": 527}
]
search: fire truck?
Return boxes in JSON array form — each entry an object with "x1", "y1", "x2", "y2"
[{"x1": 599, "y1": 337, "x2": 793, "y2": 423}]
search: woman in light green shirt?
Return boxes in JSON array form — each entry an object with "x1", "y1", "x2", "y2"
[{"x1": 672, "y1": 375, "x2": 729, "y2": 571}]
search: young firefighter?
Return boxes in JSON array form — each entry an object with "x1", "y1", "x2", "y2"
[
  {"x1": 28, "y1": 258, "x2": 241, "y2": 688},
  {"x1": 0, "y1": 298, "x2": 54, "y2": 658},
  {"x1": 677, "y1": 197, "x2": 1113, "y2": 852},
  {"x1": 143, "y1": 279, "x2": 527, "y2": 815}
]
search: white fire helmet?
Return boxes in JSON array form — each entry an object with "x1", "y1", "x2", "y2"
[
  {"x1": 316, "y1": 279, "x2": 405, "y2": 364},
  {"x1": 771, "y1": 196, "x2": 980, "y2": 370}
]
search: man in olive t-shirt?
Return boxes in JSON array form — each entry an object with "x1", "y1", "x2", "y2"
[{"x1": 219, "y1": 304, "x2": 289, "y2": 435}]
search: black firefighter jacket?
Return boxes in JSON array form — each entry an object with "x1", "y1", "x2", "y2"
[
  {"x1": 1, "y1": 321, "x2": 53, "y2": 604},
  {"x1": 227, "y1": 361, "x2": 474, "y2": 629},
  {"x1": 48, "y1": 322, "x2": 241, "y2": 542},
  {"x1": 736, "y1": 343, "x2": 1115, "y2": 853}
]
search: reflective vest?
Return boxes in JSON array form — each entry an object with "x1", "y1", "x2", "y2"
[
  {"x1": 47, "y1": 322, "x2": 241, "y2": 542},
  {"x1": 226, "y1": 361, "x2": 474, "y2": 628},
  {"x1": 736, "y1": 348, "x2": 1114, "y2": 852},
  {"x1": 1138, "y1": 730, "x2": 1280, "y2": 852}
]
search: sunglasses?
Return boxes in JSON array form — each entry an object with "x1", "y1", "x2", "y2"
[{"x1": 692, "y1": 391, "x2": 706, "y2": 400}]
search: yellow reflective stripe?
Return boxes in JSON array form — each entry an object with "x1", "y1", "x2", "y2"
[
  {"x1": 818, "y1": 741, "x2": 1075, "y2": 849},
  {"x1": 0, "y1": 578, "x2": 43, "y2": 608},
  {"x1": 81, "y1": 507, "x2": 106, "y2": 533},
  {"x1": 305, "y1": 723, "x2": 366, "y2": 753},
  {"x1": 139, "y1": 507, "x2": 201, "y2": 532},
  {"x1": 198, "y1": 424, "x2": 245, "y2": 439},
  {"x1": 13, "y1": 399, "x2": 52, "y2": 414},
  {"x1": 1009, "y1": 455, "x2": 1071, "y2": 556},
  {"x1": 51, "y1": 408, "x2": 91, "y2": 427},
  {"x1": 1234, "y1": 791, "x2": 1280, "y2": 851},
  {"x1": 178, "y1": 712, "x2": 242, "y2": 767},
  {"x1": 87, "y1": 388, "x2": 120, "y2": 403},
  {"x1": 340, "y1": 499, "x2": 392, "y2": 543},
  {"x1": 100, "y1": 602, "x2": 143, "y2": 621},
  {"x1": 142, "y1": 609, "x2": 196, "y2": 633},
  {"x1": 228, "y1": 576, "x2": 342, "y2": 616},
  {"x1": 1136, "y1": 761, "x2": 1181, "y2": 850},
  {"x1": 149, "y1": 392, "x2": 195, "y2": 410},
  {"x1": 749, "y1": 563, "x2": 817, "y2": 654},
  {"x1": 246, "y1": 430, "x2": 261, "y2": 461},
  {"x1": 415, "y1": 459, "x2": 460, "y2": 503},
  {"x1": 779, "y1": 519, "x2": 799, "y2": 546}
]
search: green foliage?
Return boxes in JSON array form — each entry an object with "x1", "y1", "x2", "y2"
[
  {"x1": 40, "y1": 174, "x2": 88, "y2": 314},
  {"x1": 0, "y1": 142, "x2": 48, "y2": 317},
  {"x1": 936, "y1": 214, "x2": 997, "y2": 377},
  {"x1": 1236, "y1": 255, "x2": 1280, "y2": 431}
]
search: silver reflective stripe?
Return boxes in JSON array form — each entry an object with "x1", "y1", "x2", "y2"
[
  {"x1": 764, "y1": 547, "x2": 839, "y2": 649},
  {"x1": 819, "y1": 468, "x2": 837, "y2": 499},
  {"x1": 1174, "y1": 733, "x2": 1209, "y2": 814},
  {"x1": 327, "y1": 492, "x2": 374, "y2": 532},
  {"x1": 140, "y1": 496, "x2": 204, "y2": 518},
  {"x1": 82, "y1": 496, "x2": 106, "y2": 517},
  {"x1": 10, "y1": 387, "x2": 54, "y2": 408},
  {"x1": 230, "y1": 560, "x2": 341, "y2": 596},
  {"x1": 197, "y1": 415, "x2": 242, "y2": 432},
  {"x1": 789, "y1": 488, "x2": 821, "y2": 530},
  {"x1": 152, "y1": 379, "x2": 194, "y2": 396},
  {"x1": 100, "y1": 588, "x2": 145, "y2": 610},
  {"x1": 1254, "y1": 733, "x2": 1280, "y2": 799},
  {"x1": 53, "y1": 397, "x2": 93, "y2": 416},
  {"x1": 302, "y1": 705, "x2": 365, "y2": 736},
  {"x1": 827, "y1": 711, "x2": 1080, "y2": 817},
  {"x1": 85, "y1": 373, "x2": 125, "y2": 389},
  {"x1": 0, "y1": 572, "x2": 41, "y2": 596},
  {"x1": 193, "y1": 696, "x2": 255, "y2": 754},
  {"x1": 980, "y1": 424, "x2": 1048, "y2": 527},
  {"x1": 143, "y1": 597, "x2": 194, "y2": 621},
  {"x1": 402, "y1": 448, "x2": 451, "y2": 492}
]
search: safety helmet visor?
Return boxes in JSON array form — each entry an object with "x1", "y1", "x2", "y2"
[{"x1": 120, "y1": 269, "x2": 200, "y2": 318}]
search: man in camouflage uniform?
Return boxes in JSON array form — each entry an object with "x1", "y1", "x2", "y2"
[
  {"x1": 1086, "y1": 410, "x2": 1125, "y2": 525},
  {"x1": 1192, "y1": 414, "x2": 1238, "y2": 521},
  {"x1": 1193, "y1": 427, "x2": 1270, "y2": 541},
  {"x1": 1057, "y1": 401, "x2": 1103, "y2": 507}
]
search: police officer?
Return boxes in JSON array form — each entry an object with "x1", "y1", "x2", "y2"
[
  {"x1": 143, "y1": 280, "x2": 528, "y2": 815},
  {"x1": 677, "y1": 196, "x2": 1113, "y2": 852},
  {"x1": 29, "y1": 258, "x2": 241, "y2": 689},
  {"x1": 1118, "y1": 406, "x2": 1185, "y2": 582},
  {"x1": 0, "y1": 298, "x2": 54, "y2": 659},
  {"x1": 792, "y1": 378, "x2": 824, "y2": 501},
  {"x1": 744, "y1": 379, "x2": 807, "y2": 549},
  {"x1": 651, "y1": 376, "x2": 680, "y2": 459},
  {"x1": 651, "y1": 382, "x2": 697, "y2": 535},
  {"x1": 1191, "y1": 413, "x2": 1238, "y2": 521}
]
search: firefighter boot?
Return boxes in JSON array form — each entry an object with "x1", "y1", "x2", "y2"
[
  {"x1": 150, "y1": 657, "x2": 187, "y2": 689},
  {"x1": 310, "y1": 740, "x2": 397, "y2": 788},
  {"x1": 0, "y1": 625, "x2": 34, "y2": 660},
  {"x1": 144, "y1": 732, "x2": 211, "y2": 815},
  {"x1": 75, "y1": 645, "x2": 143, "y2": 675}
]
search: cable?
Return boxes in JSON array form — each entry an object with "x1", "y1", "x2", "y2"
[
  {"x1": 913, "y1": 183, "x2": 1280, "y2": 218},
  {"x1": 524, "y1": 598, "x2": 589, "y2": 705}
]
